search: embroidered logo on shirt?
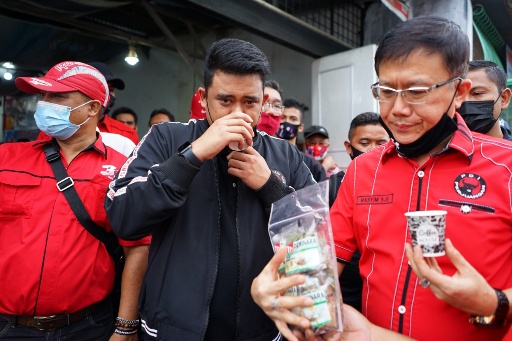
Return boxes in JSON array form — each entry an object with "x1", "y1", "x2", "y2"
[
  {"x1": 271, "y1": 170, "x2": 287, "y2": 185},
  {"x1": 454, "y1": 173, "x2": 486, "y2": 199},
  {"x1": 356, "y1": 194, "x2": 393, "y2": 205},
  {"x1": 101, "y1": 165, "x2": 117, "y2": 179}
]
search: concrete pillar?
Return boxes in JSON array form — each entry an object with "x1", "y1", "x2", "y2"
[
  {"x1": 411, "y1": 0, "x2": 470, "y2": 33},
  {"x1": 411, "y1": 0, "x2": 473, "y2": 57}
]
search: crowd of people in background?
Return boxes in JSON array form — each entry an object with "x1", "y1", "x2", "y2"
[{"x1": 0, "y1": 14, "x2": 511, "y2": 341}]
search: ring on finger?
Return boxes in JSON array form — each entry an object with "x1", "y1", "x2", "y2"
[
  {"x1": 272, "y1": 296, "x2": 280, "y2": 310},
  {"x1": 419, "y1": 278, "x2": 431, "y2": 288}
]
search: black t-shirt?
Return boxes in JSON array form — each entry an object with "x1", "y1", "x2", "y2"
[{"x1": 204, "y1": 151, "x2": 239, "y2": 340}]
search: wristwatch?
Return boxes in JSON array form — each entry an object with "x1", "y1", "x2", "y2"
[
  {"x1": 469, "y1": 289, "x2": 509, "y2": 326},
  {"x1": 178, "y1": 142, "x2": 203, "y2": 168}
]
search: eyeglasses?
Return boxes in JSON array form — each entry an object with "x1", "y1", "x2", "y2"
[
  {"x1": 371, "y1": 77, "x2": 462, "y2": 104},
  {"x1": 264, "y1": 102, "x2": 285, "y2": 114}
]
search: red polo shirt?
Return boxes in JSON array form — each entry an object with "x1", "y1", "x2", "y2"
[
  {"x1": 0, "y1": 135, "x2": 150, "y2": 316},
  {"x1": 331, "y1": 113, "x2": 512, "y2": 340},
  {"x1": 98, "y1": 115, "x2": 139, "y2": 145}
]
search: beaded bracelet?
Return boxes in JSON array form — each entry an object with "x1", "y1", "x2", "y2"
[
  {"x1": 115, "y1": 317, "x2": 140, "y2": 329},
  {"x1": 115, "y1": 328, "x2": 138, "y2": 335}
]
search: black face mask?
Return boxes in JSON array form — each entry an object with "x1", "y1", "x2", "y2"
[
  {"x1": 349, "y1": 145, "x2": 365, "y2": 160},
  {"x1": 378, "y1": 81, "x2": 461, "y2": 159},
  {"x1": 459, "y1": 98, "x2": 499, "y2": 134},
  {"x1": 107, "y1": 95, "x2": 116, "y2": 113},
  {"x1": 277, "y1": 122, "x2": 300, "y2": 140}
]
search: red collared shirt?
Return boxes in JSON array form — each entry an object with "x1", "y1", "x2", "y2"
[
  {"x1": 0, "y1": 135, "x2": 150, "y2": 315},
  {"x1": 98, "y1": 115, "x2": 139, "y2": 145},
  {"x1": 331, "y1": 113, "x2": 512, "y2": 340}
]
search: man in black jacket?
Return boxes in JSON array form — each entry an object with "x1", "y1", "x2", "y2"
[{"x1": 105, "y1": 38, "x2": 315, "y2": 341}]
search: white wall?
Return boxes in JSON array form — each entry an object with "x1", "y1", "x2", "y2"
[{"x1": 107, "y1": 29, "x2": 314, "y2": 138}]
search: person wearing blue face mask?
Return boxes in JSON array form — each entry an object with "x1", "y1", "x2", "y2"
[
  {"x1": 460, "y1": 60, "x2": 512, "y2": 140},
  {"x1": 0, "y1": 61, "x2": 150, "y2": 340},
  {"x1": 277, "y1": 97, "x2": 326, "y2": 182}
]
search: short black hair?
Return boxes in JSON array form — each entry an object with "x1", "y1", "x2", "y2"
[
  {"x1": 469, "y1": 60, "x2": 507, "y2": 92},
  {"x1": 111, "y1": 106, "x2": 138, "y2": 124},
  {"x1": 348, "y1": 112, "x2": 381, "y2": 141},
  {"x1": 265, "y1": 79, "x2": 283, "y2": 100},
  {"x1": 283, "y1": 98, "x2": 305, "y2": 123},
  {"x1": 375, "y1": 16, "x2": 469, "y2": 78},
  {"x1": 149, "y1": 108, "x2": 175, "y2": 125},
  {"x1": 203, "y1": 38, "x2": 271, "y2": 92}
]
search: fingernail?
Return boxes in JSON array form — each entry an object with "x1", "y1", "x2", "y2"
[
  {"x1": 304, "y1": 298, "x2": 313, "y2": 306},
  {"x1": 302, "y1": 320, "x2": 309, "y2": 328}
]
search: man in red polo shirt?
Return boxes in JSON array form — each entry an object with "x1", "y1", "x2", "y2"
[
  {"x1": 251, "y1": 16, "x2": 511, "y2": 341},
  {"x1": 0, "y1": 61, "x2": 150, "y2": 340}
]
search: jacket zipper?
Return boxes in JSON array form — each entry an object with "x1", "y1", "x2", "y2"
[
  {"x1": 398, "y1": 170, "x2": 423, "y2": 334},
  {"x1": 234, "y1": 180, "x2": 242, "y2": 340},
  {"x1": 201, "y1": 159, "x2": 220, "y2": 340}
]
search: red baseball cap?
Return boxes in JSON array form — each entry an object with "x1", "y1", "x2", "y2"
[{"x1": 15, "y1": 61, "x2": 110, "y2": 107}]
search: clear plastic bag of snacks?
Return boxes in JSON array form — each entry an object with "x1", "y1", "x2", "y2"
[{"x1": 268, "y1": 181, "x2": 343, "y2": 334}]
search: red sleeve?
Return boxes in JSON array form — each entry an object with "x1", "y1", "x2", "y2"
[{"x1": 119, "y1": 235, "x2": 152, "y2": 247}]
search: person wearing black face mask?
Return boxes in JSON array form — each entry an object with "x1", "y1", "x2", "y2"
[
  {"x1": 329, "y1": 112, "x2": 389, "y2": 206},
  {"x1": 252, "y1": 17, "x2": 512, "y2": 341},
  {"x1": 344, "y1": 112, "x2": 389, "y2": 160},
  {"x1": 460, "y1": 60, "x2": 512, "y2": 140},
  {"x1": 277, "y1": 98, "x2": 326, "y2": 182}
]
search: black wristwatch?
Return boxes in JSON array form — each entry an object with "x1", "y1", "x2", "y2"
[
  {"x1": 469, "y1": 289, "x2": 509, "y2": 326},
  {"x1": 178, "y1": 142, "x2": 203, "y2": 168}
]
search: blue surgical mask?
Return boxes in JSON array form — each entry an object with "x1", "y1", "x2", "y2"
[{"x1": 34, "y1": 100, "x2": 92, "y2": 140}]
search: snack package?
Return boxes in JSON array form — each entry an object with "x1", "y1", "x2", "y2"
[{"x1": 268, "y1": 181, "x2": 343, "y2": 334}]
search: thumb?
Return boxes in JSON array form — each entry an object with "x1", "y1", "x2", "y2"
[
  {"x1": 264, "y1": 245, "x2": 287, "y2": 274},
  {"x1": 242, "y1": 146, "x2": 258, "y2": 155}
]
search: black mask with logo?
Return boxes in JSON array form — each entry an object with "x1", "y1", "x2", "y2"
[
  {"x1": 458, "y1": 97, "x2": 500, "y2": 134},
  {"x1": 276, "y1": 122, "x2": 301, "y2": 140},
  {"x1": 349, "y1": 145, "x2": 365, "y2": 160},
  {"x1": 378, "y1": 80, "x2": 461, "y2": 159}
]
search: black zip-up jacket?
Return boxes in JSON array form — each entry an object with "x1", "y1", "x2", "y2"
[{"x1": 105, "y1": 119, "x2": 315, "y2": 340}]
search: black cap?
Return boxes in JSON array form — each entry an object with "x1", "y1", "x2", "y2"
[
  {"x1": 88, "y1": 62, "x2": 125, "y2": 90},
  {"x1": 304, "y1": 125, "x2": 329, "y2": 139}
]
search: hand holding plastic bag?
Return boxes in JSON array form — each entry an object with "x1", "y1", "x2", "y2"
[{"x1": 268, "y1": 181, "x2": 343, "y2": 335}]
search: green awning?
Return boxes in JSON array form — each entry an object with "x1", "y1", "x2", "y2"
[{"x1": 473, "y1": 23, "x2": 505, "y2": 70}]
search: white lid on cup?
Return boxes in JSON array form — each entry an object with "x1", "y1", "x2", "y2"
[{"x1": 404, "y1": 210, "x2": 447, "y2": 217}]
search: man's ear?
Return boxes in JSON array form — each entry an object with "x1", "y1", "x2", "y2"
[
  {"x1": 500, "y1": 88, "x2": 511, "y2": 111},
  {"x1": 89, "y1": 100, "x2": 102, "y2": 117},
  {"x1": 344, "y1": 140, "x2": 352, "y2": 155},
  {"x1": 454, "y1": 78, "x2": 471, "y2": 109},
  {"x1": 298, "y1": 123, "x2": 304, "y2": 133},
  {"x1": 198, "y1": 87, "x2": 207, "y2": 109}
]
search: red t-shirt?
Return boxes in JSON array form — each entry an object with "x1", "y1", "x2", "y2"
[
  {"x1": 0, "y1": 135, "x2": 150, "y2": 315},
  {"x1": 331, "y1": 114, "x2": 512, "y2": 340}
]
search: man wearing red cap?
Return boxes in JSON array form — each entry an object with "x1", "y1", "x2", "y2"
[{"x1": 0, "y1": 61, "x2": 150, "y2": 340}]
